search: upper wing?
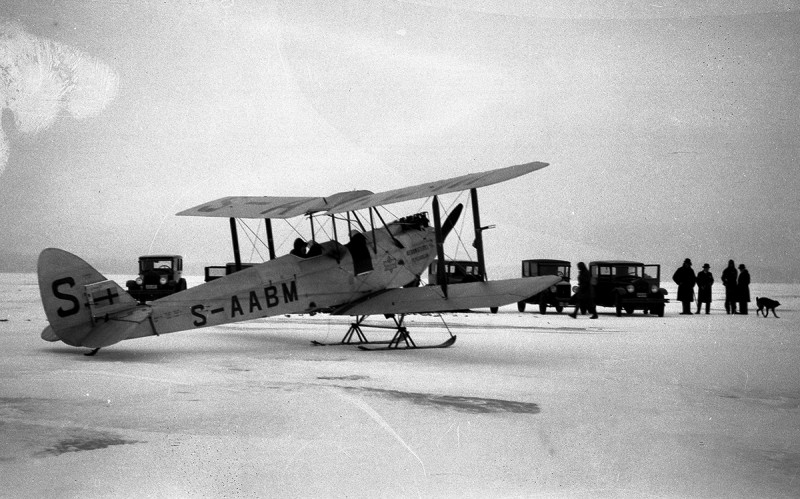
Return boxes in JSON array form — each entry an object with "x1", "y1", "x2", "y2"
[
  {"x1": 176, "y1": 161, "x2": 548, "y2": 219},
  {"x1": 331, "y1": 275, "x2": 562, "y2": 315},
  {"x1": 176, "y1": 191, "x2": 374, "y2": 219},
  {"x1": 325, "y1": 161, "x2": 548, "y2": 214}
]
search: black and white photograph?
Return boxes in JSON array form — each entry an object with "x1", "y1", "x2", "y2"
[{"x1": 1, "y1": 1, "x2": 798, "y2": 497}]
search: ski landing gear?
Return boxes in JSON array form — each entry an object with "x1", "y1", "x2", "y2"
[{"x1": 311, "y1": 314, "x2": 456, "y2": 350}]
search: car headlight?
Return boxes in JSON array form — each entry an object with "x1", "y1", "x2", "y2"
[
  {"x1": 650, "y1": 284, "x2": 659, "y2": 294},
  {"x1": 549, "y1": 286, "x2": 557, "y2": 293},
  {"x1": 626, "y1": 284, "x2": 635, "y2": 294},
  {"x1": 572, "y1": 285, "x2": 579, "y2": 293},
  {"x1": 159, "y1": 276, "x2": 168, "y2": 285},
  {"x1": 135, "y1": 277, "x2": 143, "y2": 285}
]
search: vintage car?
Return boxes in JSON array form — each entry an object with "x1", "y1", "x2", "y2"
[
  {"x1": 126, "y1": 255, "x2": 187, "y2": 304},
  {"x1": 427, "y1": 259, "x2": 498, "y2": 313},
  {"x1": 589, "y1": 260, "x2": 669, "y2": 316},
  {"x1": 427, "y1": 259, "x2": 484, "y2": 285},
  {"x1": 517, "y1": 259, "x2": 572, "y2": 314}
]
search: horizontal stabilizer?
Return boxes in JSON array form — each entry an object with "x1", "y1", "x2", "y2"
[
  {"x1": 41, "y1": 326, "x2": 60, "y2": 342},
  {"x1": 333, "y1": 275, "x2": 562, "y2": 316},
  {"x1": 81, "y1": 308, "x2": 154, "y2": 349}
]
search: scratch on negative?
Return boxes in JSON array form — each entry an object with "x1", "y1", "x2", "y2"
[{"x1": 329, "y1": 388, "x2": 427, "y2": 476}]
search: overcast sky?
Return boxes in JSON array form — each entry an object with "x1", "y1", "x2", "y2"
[{"x1": 1, "y1": 1, "x2": 798, "y2": 281}]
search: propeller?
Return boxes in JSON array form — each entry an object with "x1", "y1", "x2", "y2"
[{"x1": 441, "y1": 203, "x2": 463, "y2": 240}]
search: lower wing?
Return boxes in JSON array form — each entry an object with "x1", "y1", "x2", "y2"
[{"x1": 333, "y1": 276, "x2": 562, "y2": 315}]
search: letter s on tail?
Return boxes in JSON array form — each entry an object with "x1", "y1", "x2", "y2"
[{"x1": 37, "y1": 248, "x2": 152, "y2": 349}]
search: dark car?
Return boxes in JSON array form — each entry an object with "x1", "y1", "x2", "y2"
[
  {"x1": 428, "y1": 259, "x2": 484, "y2": 285},
  {"x1": 589, "y1": 260, "x2": 668, "y2": 316},
  {"x1": 427, "y1": 259, "x2": 498, "y2": 313},
  {"x1": 517, "y1": 259, "x2": 572, "y2": 314},
  {"x1": 126, "y1": 255, "x2": 187, "y2": 304}
]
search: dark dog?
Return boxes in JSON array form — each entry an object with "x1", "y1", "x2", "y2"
[{"x1": 755, "y1": 297, "x2": 780, "y2": 318}]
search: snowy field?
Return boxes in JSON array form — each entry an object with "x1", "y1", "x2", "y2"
[{"x1": 1, "y1": 273, "x2": 799, "y2": 498}]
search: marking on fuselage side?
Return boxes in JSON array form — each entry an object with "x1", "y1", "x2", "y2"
[
  {"x1": 383, "y1": 255, "x2": 398, "y2": 272},
  {"x1": 190, "y1": 279, "x2": 299, "y2": 327}
]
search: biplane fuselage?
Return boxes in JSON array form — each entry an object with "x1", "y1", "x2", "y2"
[{"x1": 147, "y1": 216, "x2": 436, "y2": 335}]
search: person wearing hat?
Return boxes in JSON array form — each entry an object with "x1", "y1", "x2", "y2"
[
  {"x1": 721, "y1": 260, "x2": 738, "y2": 314},
  {"x1": 290, "y1": 237, "x2": 308, "y2": 258},
  {"x1": 673, "y1": 258, "x2": 697, "y2": 315},
  {"x1": 696, "y1": 263, "x2": 714, "y2": 314},
  {"x1": 737, "y1": 264, "x2": 751, "y2": 314}
]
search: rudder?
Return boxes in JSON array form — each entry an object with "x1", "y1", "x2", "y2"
[{"x1": 38, "y1": 248, "x2": 142, "y2": 348}]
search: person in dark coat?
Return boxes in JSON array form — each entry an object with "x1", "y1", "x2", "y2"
[
  {"x1": 737, "y1": 264, "x2": 751, "y2": 314},
  {"x1": 290, "y1": 238, "x2": 307, "y2": 258},
  {"x1": 695, "y1": 263, "x2": 714, "y2": 314},
  {"x1": 569, "y1": 262, "x2": 597, "y2": 319},
  {"x1": 721, "y1": 260, "x2": 738, "y2": 314},
  {"x1": 673, "y1": 258, "x2": 697, "y2": 315}
]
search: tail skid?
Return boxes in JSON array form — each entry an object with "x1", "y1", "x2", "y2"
[{"x1": 37, "y1": 248, "x2": 154, "y2": 350}]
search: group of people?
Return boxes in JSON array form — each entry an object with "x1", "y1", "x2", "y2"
[{"x1": 673, "y1": 258, "x2": 751, "y2": 315}]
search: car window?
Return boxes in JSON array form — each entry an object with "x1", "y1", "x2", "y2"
[
  {"x1": 539, "y1": 265, "x2": 558, "y2": 276},
  {"x1": 141, "y1": 259, "x2": 174, "y2": 271}
]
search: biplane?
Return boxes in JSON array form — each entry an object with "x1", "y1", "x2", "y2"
[{"x1": 37, "y1": 161, "x2": 562, "y2": 355}]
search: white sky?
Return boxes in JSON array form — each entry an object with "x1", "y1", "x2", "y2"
[{"x1": 1, "y1": 1, "x2": 798, "y2": 281}]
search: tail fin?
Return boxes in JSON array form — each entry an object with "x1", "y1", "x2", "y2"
[{"x1": 37, "y1": 248, "x2": 151, "y2": 349}]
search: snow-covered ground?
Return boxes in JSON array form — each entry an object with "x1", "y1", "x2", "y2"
[{"x1": 1, "y1": 273, "x2": 798, "y2": 498}]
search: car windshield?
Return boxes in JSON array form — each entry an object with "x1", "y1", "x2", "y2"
[
  {"x1": 643, "y1": 265, "x2": 660, "y2": 280},
  {"x1": 141, "y1": 259, "x2": 174, "y2": 271},
  {"x1": 539, "y1": 264, "x2": 569, "y2": 277}
]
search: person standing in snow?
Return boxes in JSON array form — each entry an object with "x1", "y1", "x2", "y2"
[
  {"x1": 673, "y1": 258, "x2": 697, "y2": 315},
  {"x1": 569, "y1": 262, "x2": 597, "y2": 319},
  {"x1": 695, "y1": 263, "x2": 714, "y2": 314},
  {"x1": 737, "y1": 264, "x2": 751, "y2": 315},
  {"x1": 721, "y1": 260, "x2": 738, "y2": 314}
]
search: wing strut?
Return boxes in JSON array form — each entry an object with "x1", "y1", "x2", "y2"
[
  {"x1": 229, "y1": 217, "x2": 242, "y2": 271},
  {"x1": 373, "y1": 208, "x2": 404, "y2": 248},
  {"x1": 330, "y1": 214, "x2": 341, "y2": 263},
  {"x1": 470, "y1": 188, "x2": 486, "y2": 279},
  {"x1": 264, "y1": 218, "x2": 276, "y2": 260},
  {"x1": 369, "y1": 208, "x2": 377, "y2": 253},
  {"x1": 432, "y1": 195, "x2": 448, "y2": 298}
]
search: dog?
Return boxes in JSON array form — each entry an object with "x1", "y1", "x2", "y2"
[{"x1": 755, "y1": 297, "x2": 780, "y2": 318}]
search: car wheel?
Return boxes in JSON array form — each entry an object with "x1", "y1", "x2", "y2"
[
  {"x1": 490, "y1": 307, "x2": 499, "y2": 314},
  {"x1": 539, "y1": 302, "x2": 547, "y2": 314},
  {"x1": 555, "y1": 305, "x2": 564, "y2": 313},
  {"x1": 625, "y1": 306, "x2": 634, "y2": 315},
  {"x1": 517, "y1": 301, "x2": 526, "y2": 313},
  {"x1": 615, "y1": 296, "x2": 623, "y2": 317}
]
